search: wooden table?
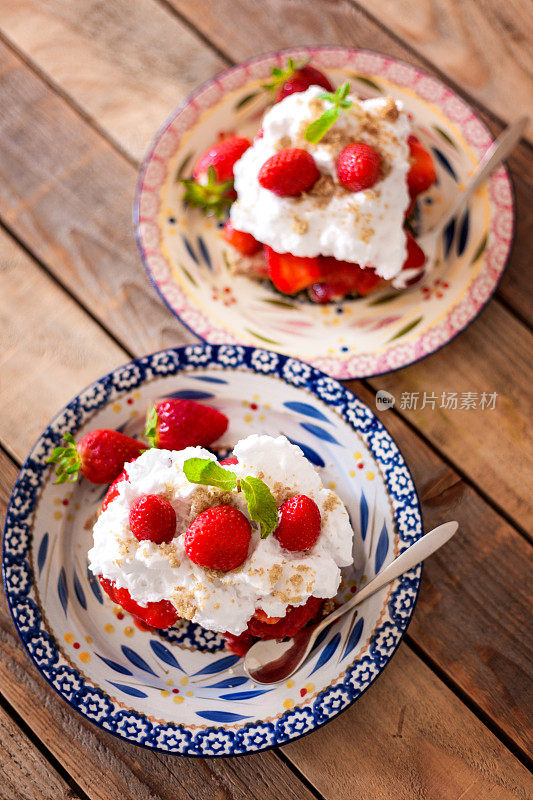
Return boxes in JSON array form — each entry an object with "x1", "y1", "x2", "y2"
[{"x1": 0, "y1": 2, "x2": 532, "y2": 797}]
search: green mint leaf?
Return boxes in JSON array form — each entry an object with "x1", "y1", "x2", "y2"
[
  {"x1": 305, "y1": 107, "x2": 341, "y2": 144},
  {"x1": 240, "y1": 476, "x2": 278, "y2": 539},
  {"x1": 337, "y1": 81, "x2": 351, "y2": 101},
  {"x1": 183, "y1": 458, "x2": 237, "y2": 491}
]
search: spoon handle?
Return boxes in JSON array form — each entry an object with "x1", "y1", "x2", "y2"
[
  {"x1": 313, "y1": 521, "x2": 458, "y2": 635},
  {"x1": 436, "y1": 116, "x2": 528, "y2": 235}
]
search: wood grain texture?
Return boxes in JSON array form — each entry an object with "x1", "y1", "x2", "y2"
[
  {"x1": 0, "y1": 702, "x2": 81, "y2": 800},
  {"x1": 0, "y1": 226, "x2": 126, "y2": 460},
  {"x1": 169, "y1": 0, "x2": 533, "y2": 326},
  {"x1": 354, "y1": 383, "x2": 533, "y2": 757},
  {"x1": 355, "y1": 0, "x2": 533, "y2": 142},
  {"x1": 0, "y1": 35, "x2": 531, "y2": 532},
  {"x1": 0, "y1": 0, "x2": 226, "y2": 162},
  {"x1": 284, "y1": 645, "x2": 533, "y2": 800},
  {"x1": 0, "y1": 460, "x2": 315, "y2": 800},
  {"x1": 362, "y1": 300, "x2": 533, "y2": 533},
  {"x1": 1, "y1": 446, "x2": 531, "y2": 800},
  {"x1": 0, "y1": 40, "x2": 196, "y2": 356}
]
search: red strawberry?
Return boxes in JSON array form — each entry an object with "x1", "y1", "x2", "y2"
[
  {"x1": 101, "y1": 467, "x2": 129, "y2": 511},
  {"x1": 258, "y1": 148, "x2": 320, "y2": 196},
  {"x1": 246, "y1": 595, "x2": 323, "y2": 639},
  {"x1": 274, "y1": 494, "x2": 321, "y2": 551},
  {"x1": 264, "y1": 246, "x2": 321, "y2": 294},
  {"x1": 222, "y1": 220, "x2": 262, "y2": 256},
  {"x1": 99, "y1": 577, "x2": 179, "y2": 629},
  {"x1": 403, "y1": 230, "x2": 426, "y2": 271},
  {"x1": 193, "y1": 135, "x2": 250, "y2": 184},
  {"x1": 219, "y1": 455, "x2": 238, "y2": 465},
  {"x1": 129, "y1": 494, "x2": 176, "y2": 544},
  {"x1": 224, "y1": 630, "x2": 255, "y2": 657},
  {"x1": 308, "y1": 257, "x2": 381, "y2": 302},
  {"x1": 277, "y1": 65, "x2": 333, "y2": 101},
  {"x1": 185, "y1": 505, "x2": 251, "y2": 571},
  {"x1": 337, "y1": 142, "x2": 381, "y2": 192},
  {"x1": 266, "y1": 58, "x2": 333, "y2": 102},
  {"x1": 407, "y1": 135, "x2": 436, "y2": 199},
  {"x1": 145, "y1": 398, "x2": 228, "y2": 450},
  {"x1": 48, "y1": 430, "x2": 145, "y2": 485}
]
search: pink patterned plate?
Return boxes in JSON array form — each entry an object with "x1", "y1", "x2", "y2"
[{"x1": 134, "y1": 48, "x2": 514, "y2": 379}]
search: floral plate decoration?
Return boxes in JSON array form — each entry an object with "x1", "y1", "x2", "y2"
[
  {"x1": 134, "y1": 47, "x2": 514, "y2": 379},
  {"x1": 3, "y1": 345, "x2": 422, "y2": 755}
]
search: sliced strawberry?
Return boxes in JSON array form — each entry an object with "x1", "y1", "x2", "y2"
[
  {"x1": 407, "y1": 135, "x2": 437, "y2": 199},
  {"x1": 307, "y1": 257, "x2": 381, "y2": 302},
  {"x1": 245, "y1": 596, "x2": 323, "y2": 639},
  {"x1": 101, "y1": 467, "x2": 129, "y2": 511},
  {"x1": 264, "y1": 246, "x2": 321, "y2": 294},
  {"x1": 145, "y1": 398, "x2": 228, "y2": 450},
  {"x1": 253, "y1": 608, "x2": 282, "y2": 624},
  {"x1": 222, "y1": 220, "x2": 262, "y2": 256},
  {"x1": 98, "y1": 576, "x2": 179, "y2": 629},
  {"x1": 219, "y1": 455, "x2": 238, "y2": 466},
  {"x1": 403, "y1": 230, "x2": 426, "y2": 271}
]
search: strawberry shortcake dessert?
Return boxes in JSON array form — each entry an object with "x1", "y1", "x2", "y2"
[
  {"x1": 182, "y1": 58, "x2": 436, "y2": 302},
  {"x1": 88, "y1": 433, "x2": 354, "y2": 655},
  {"x1": 48, "y1": 396, "x2": 354, "y2": 657}
]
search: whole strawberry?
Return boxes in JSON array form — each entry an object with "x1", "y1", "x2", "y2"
[
  {"x1": 337, "y1": 142, "x2": 381, "y2": 192},
  {"x1": 259, "y1": 148, "x2": 320, "y2": 196},
  {"x1": 129, "y1": 494, "x2": 177, "y2": 544},
  {"x1": 185, "y1": 505, "x2": 251, "y2": 571},
  {"x1": 145, "y1": 398, "x2": 228, "y2": 450},
  {"x1": 48, "y1": 430, "x2": 145, "y2": 485},
  {"x1": 265, "y1": 58, "x2": 333, "y2": 102},
  {"x1": 182, "y1": 136, "x2": 250, "y2": 217},
  {"x1": 274, "y1": 494, "x2": 321, "y2": 551},
  {"x1": 193, "y1": 135, "x2": 251, "y2": 183}
]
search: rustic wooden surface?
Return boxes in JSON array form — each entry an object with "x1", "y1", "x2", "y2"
[{"x1": 0, "y1": 1, "x2": 532, "y2": 797}]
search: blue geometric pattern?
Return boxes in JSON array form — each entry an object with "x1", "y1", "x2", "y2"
[{"x1": 2, "y1": 345, "x2": 422, "y2": 756}]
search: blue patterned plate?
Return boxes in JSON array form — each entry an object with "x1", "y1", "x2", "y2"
[{"x1": 3, "y1": 345, "x2": 422, "y2": 755}]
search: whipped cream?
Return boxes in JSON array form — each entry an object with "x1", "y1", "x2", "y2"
[
  {"x1": 88, "y1": 435, "x2": 354, "y2": 635},
  {"x1": 230, "y1": 86, "x2": 412, "y2": 280}
]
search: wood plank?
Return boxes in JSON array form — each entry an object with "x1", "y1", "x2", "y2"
[
  {"x1": 354, "y1": 382, "x2": 533, "y2": 757},
  {"x1": 0, "y1": 226, "x2": 126, "y2": 461},
  {"x1": 0, "y1": 40, "x2": 196, "y2": 357},
  {"x1": 168, "y1": 0, "x2": 533, "y2": 325},
  {"x1": 0, "y1": 0, "x2": 226, "y2": 163},
  {"x1": 284, "y1": 645, "x2": 533, "y2": 800},
  {"x1": 355, "y1": 0, "x2": 533, "y2": 143},
  {"x1": 0, "y1": 231, "x2": 530, "y2": 757},
  {"x1": 1, "y1": 447, "x2": 531, "y2": 799},
  {"x1": 362, "y1": 300, "x2": 533, "y2": 533},
  {"x1": 0, "y1": 701, "x2": 82, "y2": 800},
  {"x1": 0, "y1": 37, "x2": 530, "y2": 534}
]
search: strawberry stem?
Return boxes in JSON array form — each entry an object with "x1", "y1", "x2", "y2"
[
  {"x1": 181, "y1": 165, "x2": 234, "y2": 218},
  {"x1": 46, "y1": 432, "x2": 82, "y2": 484},
  {"x1": 262, "y1": 57, "x2": 310, "y2": 93},
  {"x1": 144, "y1": 406, "x2": 158, "y2": 448}
]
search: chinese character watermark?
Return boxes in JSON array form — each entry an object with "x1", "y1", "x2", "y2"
[{"x1": 377, "y1": 391, "x2": 498, "y2": 411}]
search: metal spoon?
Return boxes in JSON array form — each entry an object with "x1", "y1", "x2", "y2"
[
  {"x1": 392, "y1": 116, "x2": 528, "y2": 289},
  {"x1": 244, "y1": 521, "x2": 458, "y2": 684}
]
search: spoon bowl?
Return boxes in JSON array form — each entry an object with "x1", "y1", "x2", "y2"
[{"x1": 244, "y1": 521, "x2": 459, "y2": 684}]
